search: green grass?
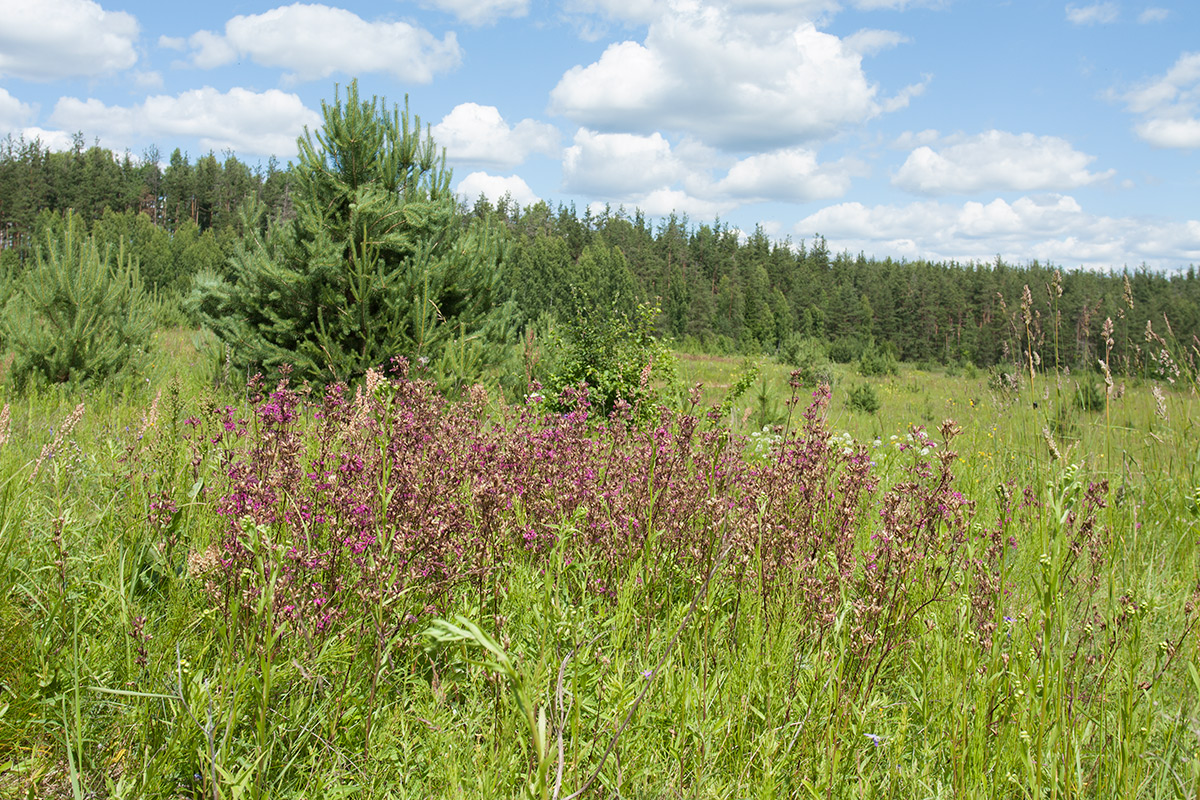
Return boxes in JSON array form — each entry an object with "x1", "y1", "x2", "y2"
[{"x1": 0, "y1": 334, "x2": 1197, "y2": 798}]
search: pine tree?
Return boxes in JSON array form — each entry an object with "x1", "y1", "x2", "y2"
[
  {"x1": 193, "y1": 80, "x2": 515, "y2": 387},
  {"x1": 1, "y1": 211, "x2": 153, "y2": 391}
]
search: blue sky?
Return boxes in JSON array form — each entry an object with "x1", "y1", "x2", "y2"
[{"x1": 1, "y1": 0, "x2": 1198, "y2": 270}]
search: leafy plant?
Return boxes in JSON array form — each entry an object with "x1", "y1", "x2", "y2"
[{"x1": 540, "y1": 300, "x2": 676, "y2": 420}]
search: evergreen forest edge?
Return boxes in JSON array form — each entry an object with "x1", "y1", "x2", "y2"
[{"x1": 2, "y1": 83, "x2": 1199, "y2": 397}]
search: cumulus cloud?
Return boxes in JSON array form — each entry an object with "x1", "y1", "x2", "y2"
[
  {"x1": 0, "y1": 0, "x2": 138, "y2": 80},
  {"x1": 49, "y1": 87, "x2": 321, "y2": 158},
  {"x1": 1138, "y1": 7, "x2": 1169, "y2": 23},
  {"x1": 632, "y1": 188, "x2": 727, "y2": 219},
  {"x1": 716, "y1": 148, "x2": 858, "y2": 201},
  {"x1": 549, "y1": 2, "x2": 918, "y2": 149},
  {"x1": 557, "y1": 127, "x2": 750, "y2": 218},
  {"x1": 184, "y1": 3, "x2": 461, "y2": 83},
  {"x1": 420, "y1": 0, "x2": 529, "y2": 25},
  {"x1": 563, "y1": 0, "x2": 841, "y2": 28},
  {"x1": 1118, "y1": 52, "x2": 1200, "y2": 148},
  {"x1": 0, "y1": 88, "x2": 36, "y2": 130},
  {"x1": 455, "y1": 172, "x2": 540, "y2": 206},
  {"x1": 12, "y1": 127, "x2": 78, "y2": 152},
  {"x1": 1065, "y1": 3, "x2": 1119, "y2": 25},
  {"x1": 432, "y1": 104, "x2": 560, "y2": 169},
  {"x1": 795, "y1": 194, "x2": 1200, "y2": 269},
  {"x1": 560, "y1": 126, "x2": 857, "y2": 214},
  {"x1": 892, "y1": 130, "x2": 1113, "y2": 194},
  {"x1": 562, "y1": 129, "x2": 687, "y2": 196}
]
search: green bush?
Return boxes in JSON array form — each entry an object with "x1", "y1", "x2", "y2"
[
  {"x1": 846, "y1": 382, "x2": 881, "y2": 414},
  {"x1": 828, "y1": 336, "x2": 864, "y2": 364},
  {"x1": 858, "y1": 342, "x2": 899, "y2": 377},
  {"x1": 779, "y1": 333, "x2": 834, "y2": 386},
  {"x1": 1, "y1": 212, "x2": 153, "y2": 391},
  {"x1": 541, "y1": 301, "x2": 676, "y2": 420}
]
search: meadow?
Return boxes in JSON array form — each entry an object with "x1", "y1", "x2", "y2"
[{"x1": 0, "y1": 329, "x2": 1197, "y2": 799}]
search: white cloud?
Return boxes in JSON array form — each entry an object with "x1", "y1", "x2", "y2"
[
  {"x1": 716, "y1": 147, "x2": 857, "y2": 201},
  {"x1": 432, "y1": 104, "x2": 559, "y2": 169},
  {"x1": 187, "y1": 30, "x2": 237, "y2": 70},
  {"x1": 563, "y1": 0, "x2": 841, "y2": 28},
  {"x1": 456, "y1": 172, "x2": 540, "y2": 206},
  {"x1": 843, "y1": 29, "x2": 909, "y2": 56},
  {"x1": 1134, "y1": 117, "x2": 1200, "y2": 148},
  {"x1": 851, "y1": 0, "x2": 945, "y2": 8},
  {"x1": 158, "y1": 35, "x2": 187, "y2": 51},
  {"x1": 891, "y1": 128, "x2": 940, "y2": 149},
  {"x1": 132, "y1": 70, "x2": 164, "y2": 89},
  {"x1": 559, "y1": 128, "x2": 747, "y2": 218},
  {"x1": 893, "y1": 130, "x2": 1114, "y2": 194},
  {"x1": 0, "y1": 88, "x2": 36, "y2": 130},
  {"x1": 549, "y1": 3, "x2": 917, "y2": 149},
  {"x1": 1138, "y1": 7, "x2": 1169, "y2": 23},
  {"x1": 1118, "y1": 52, "x2": 1200, "y2": 148},
  {"x1": 1065, "y1": 2, "x2": 1118, "y2": 25},
  {"x1": 795, "y1": 194, "x2": 1200, "y2": 269},
  {"x1": 421, "y1": 0, "x2": 529, "y2": 25},
  {"x1": 185, "y1": 4, "x2": 461, "y2": 83},
  {"x1": 49, "y1": 87, "x2": 321, "y2": 158},
  {"x1": 561, "y1": 127, "x2": 857, "y2": 213},
  {"x1": 562, "y1": 129, "x2": 687, "y2": 196},
  {"x1": 634, "y1": 188, "x2": 727, "y2": 219},
  {"x1": 0, "y1": 0, "x2": 138, "y2": 80},
  {"x1": 13, "y1": 127, "x2": 78, "y2": 152}
]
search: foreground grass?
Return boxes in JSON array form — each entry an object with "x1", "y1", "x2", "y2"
[{"x1": 0, "y1": 339, "x2": 1197, "y2": 798}]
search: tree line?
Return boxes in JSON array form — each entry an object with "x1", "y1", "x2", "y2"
[{"x1": 3, "y1": 112, "x2": 1199, "y2": 387}]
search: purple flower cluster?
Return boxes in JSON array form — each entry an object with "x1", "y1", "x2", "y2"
[{"x1": 205, "y1": 368, "x2": 990, "y2": 651}]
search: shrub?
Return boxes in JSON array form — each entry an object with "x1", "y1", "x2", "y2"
[
  {"x1": 858, "y1": 342, "x2": 899, "y2": 377},
  {"x1": 847, "y1": 382, "x2": 881, "y2": 414},
  {"x1": 540, "y1": 300, "x2": 677, "y2": 420},
  {"x1": 779, "y1": 333, "x2": 834, "y2": 386},
  {"x1": 828, "y1": 336, "x2": 864, "y2": 364},
  {"x1": 1, "y1": 212, "x2": 153, "y2": 391}
]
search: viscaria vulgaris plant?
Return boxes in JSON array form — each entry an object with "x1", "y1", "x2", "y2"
[{"x1": 205, "y1": 365, "x2": 993, "y2": 657}]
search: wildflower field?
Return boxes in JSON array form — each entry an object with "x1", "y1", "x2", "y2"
[{"x1": 0, "y1": 331, "x2": 1197, "y2": 799}]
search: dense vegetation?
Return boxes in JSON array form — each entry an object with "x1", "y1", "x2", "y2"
[
  {"x1": 0, "y1": 85, "x2": 1198, "y2": 798},
  {"x1": 0, "y1": 340, "x2": 1196, "y2": 798}
]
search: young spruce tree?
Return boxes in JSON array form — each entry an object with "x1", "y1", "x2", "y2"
[{"x1": 194, "y1": 80, "x2": 515, "y2": 387}]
